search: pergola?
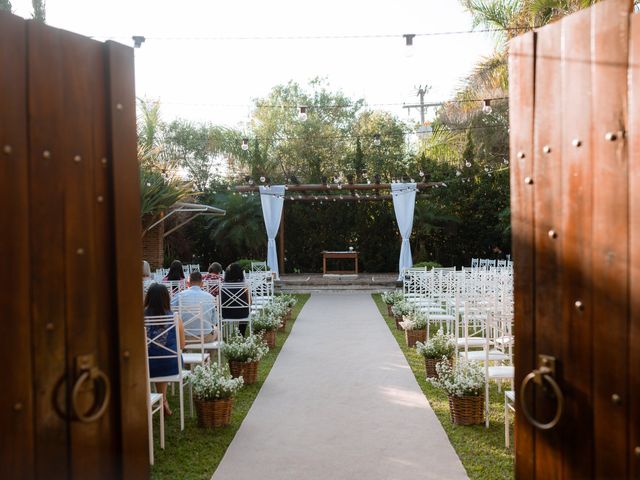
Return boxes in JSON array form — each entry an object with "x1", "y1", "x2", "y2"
[{"x1": 235, "y1": 182, "x2": 438, "y2": 273}]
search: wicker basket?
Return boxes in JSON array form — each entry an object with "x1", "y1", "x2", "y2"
[
  {"x1": 448, "y1": 394, "x2": 484, "y2": 425},
  {"x1": 261, "y1": 329, "x2": 276, "y2": 349},
  {"x1": 405, "y1": 329, "x2": 427, "y2": 347},
  {"x1": 387, "y1": 304, "x2": 393, "y2": 316},
  {"x1": 394, "y1": 314, "x2": 403, "y2": 330},
  {"x1": 278, "y1": 317, "x2": 288, "y2": 332},
  {"x1": 424, "y1": 357, "x2": 453, "y2": 379},
  {"x1": 228, "y1": 360, "x2": 259, "y2": 384},
  {"x1": 285, "y1": 309, "x2": 292, "y2": 321},
  {"x1": 195, "y1": 397, "x2": 234, "y2": 428}
]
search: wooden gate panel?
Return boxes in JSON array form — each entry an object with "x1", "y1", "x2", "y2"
[
  {"x1": 590, "y1": 1, "x2": 631, "y2": 477},
  {"x1": 533, "y1": 21, "x2": 564, "y2": 480},
  {"x1": 27, "y1": 20, "x2": 70, "y2": 478},
  {"x1": 628, "y1": 12, "x2": 640, "y2": 479},
  {"x1": 508, "y1": 31, "x2": 536, "y2": 479},
  {"x1": 106, "y1": 41, "x2": 149, "y2": 479},
  {"x1": 0, "y1": 13, "x2": 34, "y2": 479},
  {"x1": 559, "y1": 8, "x2": 594, "y2": 478}
]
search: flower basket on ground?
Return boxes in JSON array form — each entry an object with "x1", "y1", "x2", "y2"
[
  {"x1": 268, "y1": 295, "x2": 295, "y2": 332},
  {"x1": 391, "y1": 300, "x2": 415, "y2": 330},
  {"x1": 415, "y1": 329, "x2": 456, "y2": 378},
  {"x1": 400, "y1": 310, "x2": 427, "y2": 347},
  {"x1": 189, "y1": 363, "x2": 243, "y2": 428},
  {"x1": 223, "y1": 333, "x2": 269, "y2": 385},
  {"x1": 429, "y1": 360, "x2": 485, "y2": 425},
  {"x1": 253, "y1": 312, "x2": 281, "y2": 349},
  {"x1": 382, "y1": 291, "x2": 404, "y2": 317}
]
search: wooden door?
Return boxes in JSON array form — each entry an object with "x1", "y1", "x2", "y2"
[
  {"x1": 0, "y1": 13, "x2": 148, "y2": 479},
  {"x1": 509, "y1": 0, "x2": 640, "y2": 478}
]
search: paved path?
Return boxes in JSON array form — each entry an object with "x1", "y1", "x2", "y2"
[{"x1": 212, "y1": 293, "x2": 468, "y2": 480}]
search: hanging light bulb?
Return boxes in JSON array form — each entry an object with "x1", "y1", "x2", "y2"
[
  {"x1": 503, "y1": 158, "x2": 510, "y2": 165},
  {"x1": 241, "y1": 138, "x2": 249, "y2": 151},
  {"x1": 419, "y1": 170, "x2": 425, "y2": 177},
  {"x1": 482, "y1": 99, "x2": 492, "y2": 114},
  {"x1": 259, "y1": 176, "x2": 266, "y2": 183},
  {"x1": 465, "y1": 161, "x2": 472, "y2": 168},
  {"x1": 403, "y1": 34, "x2": 416, "y2": 58},
  {"x1": 456, "y1": 170, "x2": 462, "y2": 177},
  {"x1": 373, "y1": 133, "x2": 381, "y2": 146},
  {"x1": 298, "y1": 106, "x2": 308, "y2": 121},
  {"x1": 337, "y1": 184, "x2": 343, "y2": 190}
]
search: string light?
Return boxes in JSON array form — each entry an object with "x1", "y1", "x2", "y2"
[
  {"x1": 482, "y1": 99, "x2": 492, "y2": 114},
  {"x1": 298, "y1": 106, "x2": 308, "y2": 121},
  {"x1": 241, "y1": 138, "x2": 249, "y2": 151},
  {"x1": 132, "y1": 35, "x2": 146, "y2": 48},
  {"x1": 373, "y1": 133, "x2": 381, "y2": 146}
]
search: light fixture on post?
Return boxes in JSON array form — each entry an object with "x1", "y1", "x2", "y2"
[
  {"x1": 241, "y1": 138, "x2": 249, "y2": 151},
  {"x1": 132, "y1": 35, "x2": 146, "y2": 48},
  {"x1": 373, "y1": 133, "x2": 381, "y2": 146},
  {"x1": 298, "y1": 106, "x2": 308, "y2": 121},
  {"x1": 482, "y1": 99, "x2": 492, "y2": 114},
  {"x1": 403, "y1": 34, "x2": 416, "y2": 57}
]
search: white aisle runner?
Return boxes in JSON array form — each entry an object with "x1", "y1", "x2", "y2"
[{"x1": 212, "y1": 293, "x2": 468, "y2": 480}]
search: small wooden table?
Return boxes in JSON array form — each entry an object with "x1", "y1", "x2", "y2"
[{"x1": 322, "y1": 251, "x2": 359, "y2": 275}]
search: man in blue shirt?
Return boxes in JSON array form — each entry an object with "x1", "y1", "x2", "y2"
[{"x1": 172, "y1": 271, "x2": 218, "y2": 342}]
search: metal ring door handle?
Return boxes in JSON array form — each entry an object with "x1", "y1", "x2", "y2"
[
  {"x1": 71, "y1": 367, "x2": 111, "y2": 423},
  {"x1": 519, "y1": 369, "x2": 564, "y2": 430}
]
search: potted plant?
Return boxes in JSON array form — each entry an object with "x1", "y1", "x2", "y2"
[
  {"x1": 416, "y1": 329, "x2": 456, "y2": 378},
  {"x1": 272, "y1": 295, "x2": 296, "y2": 331},
  {"x1": 252, "y1": 311, "x2": 282, "y2": 348},
  {"x1": 391, "y1": 300, "x2": 415, "y2": 330},
  {"x1": 429, "y1": 360, "x2": 485, "y2": 425},
  {"x1": 400, "y1": 310, "x2": 428, "y2": 347},
  {"x1": 190, "y1": 362, "x2": 244, "y2": 428},
  {"x1": 382, "y1": 290, "x2": 404, "y2": 316},
  {"x1": 223, "y1": 333, "x2": 269, "y2": 385}
]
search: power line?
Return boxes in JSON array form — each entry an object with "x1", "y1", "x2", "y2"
[{"x1": 99, "y1": 27, "x2": 530, "y2": 43}]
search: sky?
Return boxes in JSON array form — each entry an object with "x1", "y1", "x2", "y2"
[{"x1": 10, "y1": 0, "x2": 497, "y2": 128}]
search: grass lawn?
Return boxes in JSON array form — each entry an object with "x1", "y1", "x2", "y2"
[
  {"x1": 372, "y1": 294, "x2": 514, "y2": 480},
  {"x1": 150, "y1": 294, "x2": 310, "y2": 480}
]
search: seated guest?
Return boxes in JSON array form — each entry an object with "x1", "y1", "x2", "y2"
[
  {"x1": 164, "y1": 260, "x2": 185, "y2": 281},
  {"x1": 171, "y1": 271, "x2": 218, "y2": 343},
  {"x1": 203, "y1": 262, "x2": 223, "y2": 295},
  {"x1": 142, "y1": 260, "x2": 153, "y2": 280},
  {"x1": 221, "y1": 263, "x2": 251, "y2": 336},
  {"x1": 144, "y1": 283, "x2": 185, "y2": 416}
]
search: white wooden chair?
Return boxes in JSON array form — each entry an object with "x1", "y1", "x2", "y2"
[
  {"x1": 251, "y1": 261, "x2": 268, "y2": 272},
  {"x1": 505, "y1": 390, "x2": 515, "y2": 447},
  {"x1": 145, "y1": 314, "x2": 192, "y2": 431},
  {"x1": 219, "y1": 282, "x2": 253, "y2": 338},
  {"x1": 161, "y1": 280, "x2": 187, "y2": 299},
  {"x1": 145, "y1": 340, "x2": 164, "y2": 465},
  {"x1": 179, "y1": 302, "x2": 221, "y2": 365}
]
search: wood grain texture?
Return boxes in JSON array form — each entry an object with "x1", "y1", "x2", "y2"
[
  {"x1": 533, "y1": 20, "x2": 564, "y2": 480},
  {"x1": 508, "y1": 31, "x2": 536, "y2": 480},
  {"x1": 627, "y1": 11, "x2": 640, "y2": 480},
  {"x1": 559, "y1": 8, "x2": 594, "y2": 478},
  {"x1": 0, "y1": 12, "x2": 34, "y2": 480},
  {"x1": 590, "y1": 1, "x2": 631, "y2": 477},
  {"x1": 27, "y1": 19, "x2": 70, "y2": 479},
  {"x1": 106, "y1": 41, "x2": 150, "y2": 478}
]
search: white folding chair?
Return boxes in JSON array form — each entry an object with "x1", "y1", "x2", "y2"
[
  {"x1": 505, "y1": 390, "x2": 515, "y2": 447},
  {"x1": 251, "y1": 261, "x2": 268, "y2": 272},
  {"x1": 145, "y1": 314, "x2": 192, "y2": 431},
  {"x1": 161, "y1": 280, "x2": 187, "y2": 299}
]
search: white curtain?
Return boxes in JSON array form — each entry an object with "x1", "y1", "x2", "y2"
[
  {"x1": 391, "y1": 183, "x2": 417, "y2": 280},
  {"x1": 259, "y1": 185, "x2": 285, "y2": 279}
]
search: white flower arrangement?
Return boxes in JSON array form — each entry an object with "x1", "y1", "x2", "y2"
[
  {"x1": 416, "y1": 329, "x2": 456, "y2": 359},
  {"x1": 429, "y1": 359, "x2": 485, "y2": 397},
  {"x1": 262, "y1": 301, "x2": 288, "y2": 320},
  {"x1": 223, "y1": 333, "x2": 269, "y2": 363},
  {"x1": 399, "y1": 310, "x2": 428, "y2": 331},
  {"x1": 382, "y1": 290, "x2": 404, "y2": 306},
  {"x1": 189, "y1": 362, "x2": 244, "y2": 401},
  {"x1": 274, "y1": 294, "x2": 297, "y2": 309},
  {"x1": 253, "y1": 311, "x2": 282, "y2": 332},
  {"x1": 391, "y1": 300, "x2": 415, "y2": 317}
]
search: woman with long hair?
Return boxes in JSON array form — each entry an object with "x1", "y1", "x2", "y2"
[
  {"x1": 144, "y1": 283, "x2": 185, "y2": 416},
  {"x1": 164, "y1": 260, "x2": 185, "y2": 281}
]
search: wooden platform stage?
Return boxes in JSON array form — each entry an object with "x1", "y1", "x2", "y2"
[{"x1": 276, "y1": 273, "x2": 398, "y2": 293}]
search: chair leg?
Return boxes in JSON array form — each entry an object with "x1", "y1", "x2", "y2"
[
  {"x1": 485, "y1": 378, "x2": 490, "y2": 428},
  {"x1": 190, "y1": 382, "x2": 194, "y2": 418},
  {"x1": 179, "y1": 381, "x2": 185, "y2": 431},
  {"x1": 160, "y1": 395, "x2": 165, "y2": 450},
  {"x1": 148, "y1": 403, "x2": 154, "y2": 465},
  {"x1": 504, "y1": 397, "x2": 510, "y2": 448}
]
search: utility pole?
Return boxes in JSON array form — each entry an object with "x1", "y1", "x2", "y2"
[{"x1": 402, "y1": 85, "x2": 432, "y2": 123}]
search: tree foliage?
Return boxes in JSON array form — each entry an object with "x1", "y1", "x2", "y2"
[
  {"x1": 0, "y1": 0, "x2": 12, "y2": 13},
  {"x1": 31, "y1": 0, "x2": 45, "y2": 22}
]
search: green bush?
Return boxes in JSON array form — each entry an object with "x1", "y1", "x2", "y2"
[
  {"x1": 235, "y1": 258, "x2": 266, "y2": 271},
  {"x1": 412, "y1": 261, "x2": 443, "y2": 270}
]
